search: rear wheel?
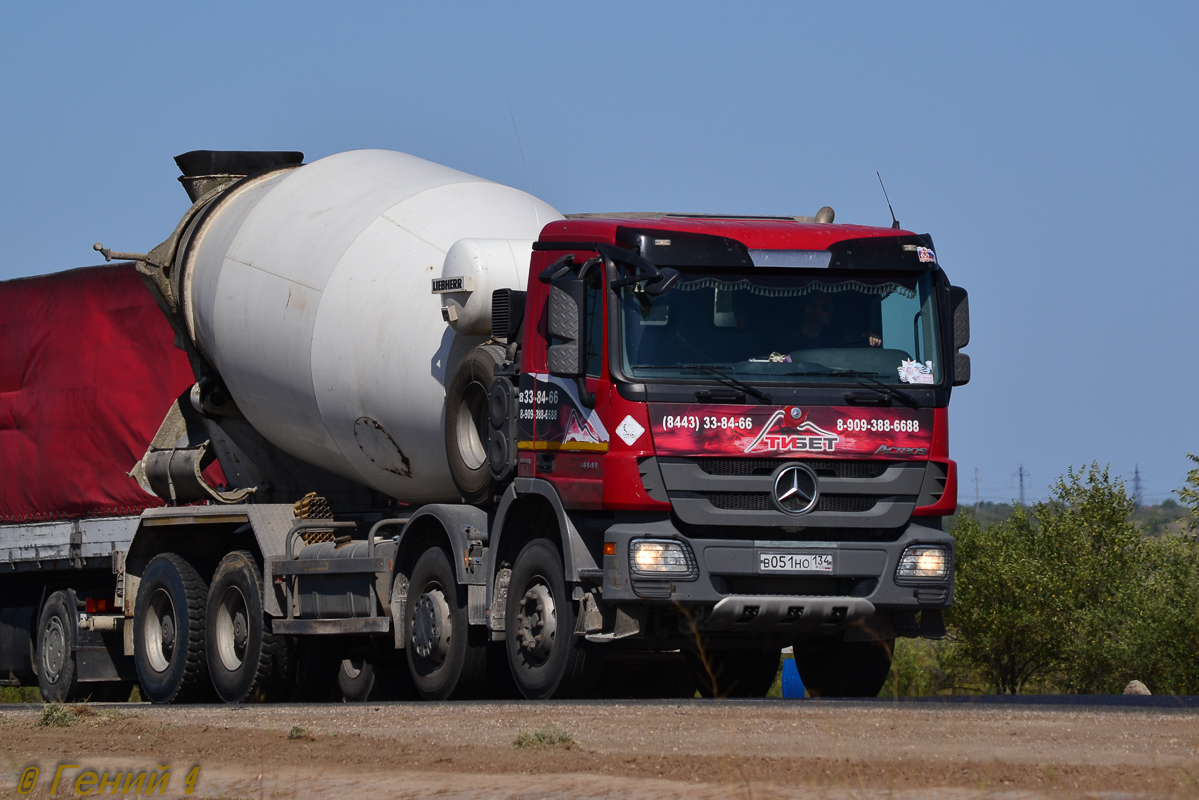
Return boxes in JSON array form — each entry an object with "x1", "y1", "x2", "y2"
[
  {"x1": 792, "y1": 635, "x2": 893, "y2": 697},
  {"x1": 134, "y1": 554, "x2": 210, "y2": 704},
  {"x1": 37, "y1": 591, "x2": 80, "y2": 703},
  {"x1": 405, "y1": 547, "x2": 487, "y2": 700},
  {"x1": 505, "y1": 539, "x2": 599, "y2": 699},
  {"x1": 687, "y1": 647, "x2": 780, "y2": 698},
  {"x1": 206, "y1": 551, "x2": 273, "y2": 703}
]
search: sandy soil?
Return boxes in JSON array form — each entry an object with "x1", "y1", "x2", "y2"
[{"x1": 1, "y1": 699, "x2": 1196, "y2": 799}]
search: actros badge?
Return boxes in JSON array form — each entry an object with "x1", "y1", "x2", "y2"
[{"x1": 771, "y1": 463, "x2": 819, "y2": 515}]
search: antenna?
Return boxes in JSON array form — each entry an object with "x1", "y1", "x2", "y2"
[
  {"x1": 974, "y1": 467, "x2": 980, "y2": 510},
  {"x1": 1133, "y1": 464, "x2": 1144, "y2": 507},
  {"x1": 507, "y1": 98, "x2": 534, "y2": 196},
  {"x1": 876, "y1": 172, "x2": 900, "y2": 229}
]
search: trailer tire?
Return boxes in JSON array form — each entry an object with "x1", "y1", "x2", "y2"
[
  {"x1": 404, "y1": 547, "x2": 488, "y2": 700},
  {"x1": 134, "y1": 553, "x2": 211, "y2": 704},
  {"x1": 792, "y1": 635, "x2": 893, "y2": 698},
  {"x1": 687, "y1": 647, "x2": 780, "y2": 698},
  {"x1": 505, "y1": 539, "x2": 599, "y2": 699},
  {"x1": 36, "y1": 591, "x2": 81, "y2": 704},
  {"x1": 445, "y1": 345, "x2": 505, "y2": 504},
  {"x1": 206, "y1": 551, "x2": 273, "y2": 703}
]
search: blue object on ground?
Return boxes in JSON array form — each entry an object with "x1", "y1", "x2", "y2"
[{"x1": 781, "y1": 657, "x2": 805, "y2": 698}]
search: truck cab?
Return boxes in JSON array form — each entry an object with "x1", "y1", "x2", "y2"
[{"x1": 477, "y1": 214, "x2": 970, "y2": 697}]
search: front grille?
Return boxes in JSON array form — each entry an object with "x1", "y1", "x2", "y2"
[
  {"x1": 717, "y1": 576, "x2": 852, "y2": 596},
  {"x1": 707, "y1": 492, "x2": 771, "y2": 511},
  {"x1": 694, "y1": 458, "x2": 894, "y2": 479},
  {"x1": 704, "y1": 493, "x2": 878, "y2": 513},
  {"x1": 817, "y1": 495, "x2": 878, "y2": 513}
]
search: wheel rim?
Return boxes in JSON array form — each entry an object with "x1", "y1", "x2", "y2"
[
  {"x1": 515, "y1": 580, "x2": 557, "y2": 665},
  {"x1": 144, "y1": 588, "x2": 177, "y2": 673},
  {"x1": 411, "y1": 586, "x2": 452, "y2": 664},
  {"x1": 455, "y1": 380, "x2": 489, "y2": 470},
  {"x1": 41, "y1": 615, "x2": 67, "y2": 683},
  {"x1": 215, "y1": 584, "x2": 250, "y2": 672}
]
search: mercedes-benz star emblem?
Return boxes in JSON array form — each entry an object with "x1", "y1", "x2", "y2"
[{"x1": 772, "y1": 463, "x2": 819, "y2": 515}]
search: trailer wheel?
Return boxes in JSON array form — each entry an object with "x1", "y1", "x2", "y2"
[
  {"x1": 37, "y1": 591, "x2": 81, "y2": 703},
  {"x1": 134, "y1": 553, "x2": 210, "y2": 704},
  {"x1": 206, "y1": 551, "x2": 274, "y2": 703},
  {"x1": 687, "y1": 647, "x2": 780, "y2": 698},
  {"x1": 792, "y1": 635, "x2": 893, "y2": 697},
  {"x1": 404, "y1": 547, "x2": 487, "y2": 700},
  {"x1": 445, "y1": 345, "x2": 505, "y2": 504},
  {"x1": 505, "y1": 539, "x2": 599, "y2": 699}
]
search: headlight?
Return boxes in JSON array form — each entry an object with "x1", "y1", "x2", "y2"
[
  {"x1": 896, "y1": 545, "x2": 951, "y2": 581},
  {"x1": 629, "y1": 539, "x2": 695, "y2": 576}
]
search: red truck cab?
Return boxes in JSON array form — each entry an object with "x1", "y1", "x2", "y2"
[{"x1": 488, "y1": 214, "x2": 970, "y2": 696}]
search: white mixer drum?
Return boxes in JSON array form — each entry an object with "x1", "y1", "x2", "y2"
[{"x1": 178, "y1": 149, "x2": 561, "y2": 502}]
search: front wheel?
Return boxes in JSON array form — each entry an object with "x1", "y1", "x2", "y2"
[
  {"x1": 404, "y1": 547, "x2": 487, "y2": 700},
  {"x1": 792, "y1": 635, "x2": 894, "y2": 697},
  {"x1": 133, "y1": 554, "x2": 211, "y2": 704},
  {"x1": 687, "y1": 647, "x2": 780, "y2": 698},
  {"x1": 505, "y1": 539, "x2": 599, "y2": 699},
  {"x1": 37, "y1": 590, "x2": 80, "y2": 703}
]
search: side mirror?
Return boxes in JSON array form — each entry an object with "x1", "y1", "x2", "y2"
[
  {"x1": 546, "y1": 279, "x2": 584, "y2": 376},
  {"x1": 949, "y1": 286, "x2": 969, "y2": 350},
  {"x1": 949, "y1": 286, "x2": 970, "y2": 386}
]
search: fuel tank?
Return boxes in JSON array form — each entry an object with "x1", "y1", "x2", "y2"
[{"x1": 175, "y1": 150, "x2": 561, "y2": 502}]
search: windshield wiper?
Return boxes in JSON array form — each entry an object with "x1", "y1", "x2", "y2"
[
  {"x1": 678, "y1": 365, "x2": 773, "y2": 404},
  {"x1": 778, "y1": 369, "x2": 919, "y2": 408},
  {"x1": 829, "y1": 370, "x2": 919, "y2": 408}
]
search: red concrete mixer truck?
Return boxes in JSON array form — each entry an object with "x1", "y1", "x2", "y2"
[{"x1": 0, "y1": 149, "x2": 970, "y2": 703}]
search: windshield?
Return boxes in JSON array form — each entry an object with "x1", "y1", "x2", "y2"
[{"x1": 618, "y1": 269, "x2": 942, "y2": 386}]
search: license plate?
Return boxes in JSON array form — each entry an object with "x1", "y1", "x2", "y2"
[{"x1": 758, "y1": 551, "x2": 834, "y2": 573}]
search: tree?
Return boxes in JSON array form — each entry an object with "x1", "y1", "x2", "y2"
[
  {"x1": 948, "y1": 463, "x2": 1199, "y2": 694},
  {"x1": 948, "y1": 507, "x2": 1067, "y2": 693},
  {"x1": 1178, "y1": 453, "x2": 1199, "y2": 534}
]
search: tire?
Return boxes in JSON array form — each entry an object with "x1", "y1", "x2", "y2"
[
  {"x1": 337, "y1": 656, "x2": 417, "y2": 702},
  {"x1": 338, "y1": 659, "x2": 378, "y2": 702},
  {"x1": 205, "y1": 551, "x2": 273, "y2": 703},
  {"x1": 133, "y1": 553, "x2": 211, "y2": 704},
  {"x1": 687, "y1": 647, "x2": 780, "y2": 698},
  {"x1": 792, "y1": 636, "x2": 894, "y2": 698},
  {"x1": 404, "y1": 547, "x2": 488, "y2": 700},
  {"x1": 37, "y1": 590, "x2": 81, "y2": 703},
  {"x1": 505, "y1": 539, "x2": 600, "y2": 699},
  {"x1": 445, "y1": 345, "x2": 505, "y2": 504}
]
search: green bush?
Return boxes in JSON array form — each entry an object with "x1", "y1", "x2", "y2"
[{"x1": 946, "y1": 463, "x2": 1199, "y2": 694}]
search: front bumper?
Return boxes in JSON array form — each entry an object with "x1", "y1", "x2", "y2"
[{"x1": 598, "y1": 516, "x2": 953, "y2": 625}]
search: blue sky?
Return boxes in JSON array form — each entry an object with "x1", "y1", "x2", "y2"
[{"x1": 2, "y1": 2, "x2": 1195, "y2": 503}]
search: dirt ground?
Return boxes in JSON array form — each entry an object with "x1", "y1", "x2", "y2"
[{"x1": 1, "y1": 699, "x2": 1197, "y2": 799}]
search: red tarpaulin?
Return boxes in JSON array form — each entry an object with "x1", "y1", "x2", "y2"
[{"x1": 0, "y1": 264, "x2": 196, "y2": 522}]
